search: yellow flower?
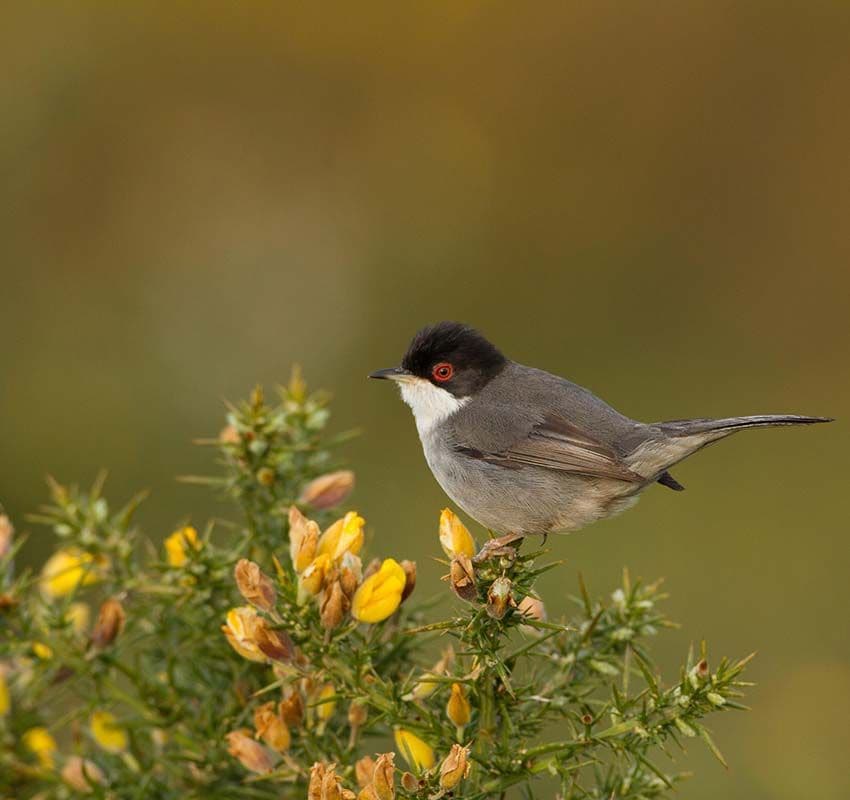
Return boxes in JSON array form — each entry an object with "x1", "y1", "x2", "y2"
[
  {"x1": 222, "y1": 606, "x2": 267, "y2": 662},
  {"x1": 0, "y1": 671, "x2": 9, "y2": 716},
  {"x1": 317, "y1": 511, "x2": 365, "y2": 561},
  {"x1": 23, "y1": 726, "x2": 57, "y2": 769},
  {"x1": 90, "y1": 710, "x2": 128, "y2": 753},
  {"x1": 39, "y1": 549, "x2": 101, "y2": 599},
  {"x1": 446, "y1": 683, "x2": 471, "y2": 729},
  {"x1": 32, "y1": 642, "x2": 53, "y2": 660},
  {"x1": 351, "y1": 559, "x2": 406, "y2": 623},
  {"x1": 164, "y1": 526, "x2": 201, "y2": 567},
  {"x1": 393, "y1": 728, "x2": 435, "y2": 772},
  {"x1": 438, "y1": 509, "x2": 475, "y2": 558},
  {"x1": 298, "y1": 553, "x2": 332, "y2": 599}
]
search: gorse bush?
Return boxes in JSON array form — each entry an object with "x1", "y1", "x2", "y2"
[{"x1": 0, "y1": 372, "x2": 752, "y2": 799}]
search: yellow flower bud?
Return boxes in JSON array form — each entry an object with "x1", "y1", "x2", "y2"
[
  {"x1": 32, "y1": 642, "x2": 53, "y2": 660},
  {"x1": 405, "y1": 647, "x2": 454, "y2": 701},
  {"x1": 351, "y1": 559, "x2": 406, "y2": 623},
  {"x1": 219, "y1": 424, "x2": 241, "y2": 444},
  {"x1": 439, "y1": 744, "x2": 471, "y2": 790},
  {"x1": 90, "y1": 597, "x2": 126, "y2": 649},
  {"x1": 39, "y1": 549, "x2": 102, "y2": 599},
  {"x1": 253, "y1": 701, "x2": 291, "y2": 752},
  {"x1": 315, "y1": 683, "x2": 337, "y2": 723},
  {"x1": 61, "y1": 756, "x2": 106, "y2": 792},
  {"x1": 299, "y1": 470, "x2": 355, "y2": 510},
  {"x1": 90, "y1": 710, "x2": 128, "y2": 753},
  {"x1": 299, "y1": 554, "x2": 332, "y2": 598},
  {"x1": 226, "y1": 729, "x2": 276, "y2": 774},
  {"x1": 317, "y1": 511, "x2": 365, "y2": 561},
  {"x1": 439, "y1": 509, "x2": 475, "y2": 558},
  {"x1": 289, "y1": 506, "x2": 320, "y2": 573},
  {"x1": 446, "y1": 682, "x2": 471, "y2": 729},
  {"x1": 347, "y1": 699, "x2": 368, "y2": 730},
  {"x1": 23, "y1": 726, "x2": 57, "y2": 769},
  {"x1": 372, "y1": 752, "x2": 396, "y2": 800},
  {"x1": 0, "y1": 671, "x2": 10, "y2": 717},
  {"x1": 234, "y1": 559, "x2": 276, "y2": 612},
  {"x1": 65, "y1": 602, "x2": 91, "y2": 636},
  {"x1": 393, "y1": 728, "x2": 435, "y2": 772},
  {"x1": 222, "y1": 606, "x2": 267, "y2": 662},
  {"x1": 164, "y1": 526, "x2": 201, "y2": 568}
]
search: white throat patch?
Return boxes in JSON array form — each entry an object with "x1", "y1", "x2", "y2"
[{"x1": 399, "y1": 378, "x2": 469, "y2": 437}]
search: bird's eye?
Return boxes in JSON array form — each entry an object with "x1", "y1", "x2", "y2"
[{"x1": 432, "y1": 362, "x2": 453, "y2": 382}]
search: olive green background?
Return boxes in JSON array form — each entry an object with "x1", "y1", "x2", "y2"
[{"x1": 2, "y1": 3, "x2": 849, "y2": 797}]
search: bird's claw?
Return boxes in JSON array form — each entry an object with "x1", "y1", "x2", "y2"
[{"x1": 473, "y1": 533, "x2": 524, "y2": 563}]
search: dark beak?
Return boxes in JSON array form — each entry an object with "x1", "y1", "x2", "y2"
[{"x1": 368, "y1": 366, "x2": 412, "y2": 381}]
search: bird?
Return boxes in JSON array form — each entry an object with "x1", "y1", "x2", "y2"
[{"x1": 369, "y1": 321, "x2": 831, "y2": 541}]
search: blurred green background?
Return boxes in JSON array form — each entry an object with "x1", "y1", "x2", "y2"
[{"x1": 2, "y1": 3, "x2": 849, "y2": 797}]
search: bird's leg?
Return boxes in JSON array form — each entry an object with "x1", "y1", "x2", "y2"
[{"x1": 473, "y1": 532, "x2": 524, "y2": 563}]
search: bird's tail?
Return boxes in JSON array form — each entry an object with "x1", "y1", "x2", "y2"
[{"x1": 655, "y1": 414, "x2": 833, "y2": 438}]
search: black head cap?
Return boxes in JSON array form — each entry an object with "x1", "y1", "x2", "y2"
[{"x1": 401, "y1": 322, "x2": 507, "y2": 397}]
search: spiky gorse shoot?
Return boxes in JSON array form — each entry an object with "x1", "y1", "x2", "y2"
[{"x1": 0, "y1": 373, "x2": 753, "y2": 799}]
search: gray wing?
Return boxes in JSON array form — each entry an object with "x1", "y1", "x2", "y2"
[
  {"x1": 453, "y1": 411, "x2": 644, "y2": 483},
  {"x1": 448, "y1": 363, "x2": 648, "y2": 484}
]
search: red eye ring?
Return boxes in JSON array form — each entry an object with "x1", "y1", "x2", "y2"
[{"x1": 432, "y1": 362, "x2": 453, "y2": 382}]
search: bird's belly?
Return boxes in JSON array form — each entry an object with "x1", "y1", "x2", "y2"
[{"x1": 421, "y1": 434, "x2": 641, "y2": 535}]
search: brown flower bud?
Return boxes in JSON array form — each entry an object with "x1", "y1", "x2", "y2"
[
  {"x1": 289, "y1": 506, "x2": 320, "y2": 573},
  {"x1": 363, "y1": 557, "x2": 382, "y2": 580},
  {"x1": 339, "y1": 552, "x2": 362, "y2": 598},
  {"x1": 399, "y1": 560, "x2": 416, "y2": 602},
  {"x1": 354, "y1": 755, "x2": 376, "y2": 789},
  {"x1": 254, "y1": 620, "x2": 295, "y2": 662},
  {"x1": 518, "y1": 595, "x2": 546, "y2": 623},
  {"x1": 372, "y1": 752, "x2": 395, "y2": 800},
  {"x1": 299, "y1": 470, "x2": 355, "y2": 510},
  {"x1": 309, "y1": 762, "x2": 327, "y2": 800},
  {"x1": 234, "y1": 559, "x2": 276, "y2": 612},
  {"x1": 279, "y1": 691, "x2": 304, "y2": 727},
  {"x1": 448, "y1": 554, "x2": 477, "y2": 602},
  {"x1": 439, "y1": 743, "x2": 471, "y2": 790},
  {"x1": 225, "y1": 729, "x2": 276, "y2": 774},
  {"x1": 219, "y1": 424, "x2": 240, "y2": 444},
  {"x1": 60, "y1": 756, "x2": 106, "y2": 792},
  {"x1": 486, "y1": 577, "x2": 513, "y2": 620},
  {"x1": 0, "y1": 514, "x2": 13, "y2": 559},
  {"x1": 253, "y1": 701, "x2": 291, "y2": 752},
  {"x1": 320, "y1": 577, "x2": 350, "y2": 631},
  {"x1": 256, "y1": 467, "x2": 275, "y2": 487},
  {"x1": 90, "y1": 598, "x2": 125, "y2": 649},
  {"x1": 400, "y1": 772, "x2": 418, "y2": 793},
  {"x1": 322, "y1": 764, "x2": 343, "y2": 800},
  {"x1": 347, "y1": 699, "x2": 368, "y2": 730}
]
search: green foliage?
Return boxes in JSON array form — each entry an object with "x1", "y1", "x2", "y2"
[{"x1": 0, "y1": 375, "x2": 751, "y2": 799}]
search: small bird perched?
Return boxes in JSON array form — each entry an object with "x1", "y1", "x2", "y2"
[{"x1": 370, "y1": 322, "x2": 831, "y2": 540}]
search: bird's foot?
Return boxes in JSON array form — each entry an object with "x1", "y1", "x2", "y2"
[{"x1": 473, "y1": 532, "x2": 524, "y2": 564}]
